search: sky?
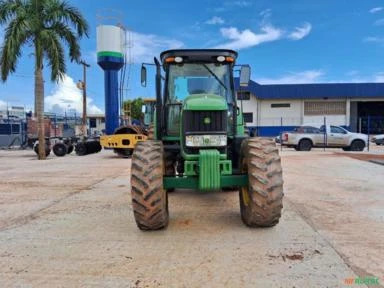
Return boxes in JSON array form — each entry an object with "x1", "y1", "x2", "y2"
[{"x1": 1, "y1": 0, "x2": 384, "y2": 115}]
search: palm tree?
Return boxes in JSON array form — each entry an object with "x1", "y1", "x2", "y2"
[{"x1": 0, "y1": 0, "x2": 88, "y2": 159}]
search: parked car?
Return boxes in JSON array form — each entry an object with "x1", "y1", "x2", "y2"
[
  {"x1": 275, "y1": 126, "x2": 318, "y2": 144},
  {"x1": 281, "y1": 124, "x2": 368, "y2": 151},
  {"x1": 372, "y1": 134, "x2": 384, "y2": 145}
]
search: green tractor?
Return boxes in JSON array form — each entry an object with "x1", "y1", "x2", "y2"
[{"x1": 131, "y1": 49, "x2": 283, "y2": 230}]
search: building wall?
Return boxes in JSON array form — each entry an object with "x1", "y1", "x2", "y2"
[
  {"x1": 258, "y1": 99, "x2": 303, "y2": 126},
  {"x1": 237, "y1": 95, "x2": 258, "y2": 126},
  {"x1": 238, "y1": 95, "x2": 352, "y2": 136},
  {"x1": 303, "y1": 99, "x2": 348, "y2": 126},
  {"x1": 87, "y1": 115, "x2": 105, "y2": 135}
]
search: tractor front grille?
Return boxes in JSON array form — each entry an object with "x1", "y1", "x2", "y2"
[{"x1": 183, "y1": 110, "x2": 227, "y2": 134}]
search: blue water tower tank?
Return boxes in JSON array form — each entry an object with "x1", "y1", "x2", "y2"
[{"x1": 97, "y1": 25, "x2": 125, "y2": 135}]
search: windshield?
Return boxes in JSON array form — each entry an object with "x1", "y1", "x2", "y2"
[{"x1": 166, "y1": 63, "x2": 233, "y2": 104}]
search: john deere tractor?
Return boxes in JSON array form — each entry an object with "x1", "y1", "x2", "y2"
[{"x1": 131, "y1": 49, "x2": 283, "y2": 230}]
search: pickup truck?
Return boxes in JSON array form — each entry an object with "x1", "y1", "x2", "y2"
[{"x1": 281, "y1": 125, "x2": 368, "y2": 151}]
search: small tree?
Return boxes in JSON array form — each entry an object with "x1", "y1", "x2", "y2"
[
  {"x1": 0, "y1": 0, "x2": 88, "y2": 159},
  {"x1": 123, "y1": 98, "x2": 144, "y2": 122}
]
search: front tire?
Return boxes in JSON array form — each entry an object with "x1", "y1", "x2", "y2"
[
  {"x1": 239, "y1": 138, "x2": 284, "y2": 227},
  {"x1": 131, "y1": 141, "x2": 168, "y2": 230}
]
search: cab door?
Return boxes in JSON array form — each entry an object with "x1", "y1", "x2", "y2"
[{"x1": 328, "y1": 126, "x2": 348, "y2": 146}]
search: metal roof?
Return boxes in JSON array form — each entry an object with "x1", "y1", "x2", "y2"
[{"x1": 235, "y1": 79, "x2": 384, "y2": 99}]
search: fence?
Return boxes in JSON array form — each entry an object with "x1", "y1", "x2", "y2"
[
  {"x1": 0, "y1": 115, "x2": 82, "y2": 148},
  {"x1": 245, "y1": 115, "x2": 384, "y2": 152}
]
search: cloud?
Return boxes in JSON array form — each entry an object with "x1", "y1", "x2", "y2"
[
  {"x1": 0, "y1": 100, "x2": 6, "y2": 110},
  {"x1": 341, "y1": 72, "x2": 384, "y2": 83},
  {"x1": 213, "y1": 1, "x2": 252, "y2": 12},
  {"x1": 130, "y1": 31, "x2": 184, "y2": 63},
  {"x1": 259, "y1": 8, "x2": 272, "y2": 18},
  {"x1": 205, "y1": 16, "x2": 225, "y2": 25},
  {"x1": 215, "y1": 25, "x2": 282, "y2": 50},
  {"x1": 374, "y1": 18, "x2": 384, "y2": 26},
  {"x1": 370, "y1": 7, "x2": 383, "y2": 13},
  {"x1": 233, "y1": 1, "x2": 252, "y2": 8},
  {"x1": 288, "y1": 22, "x2": 312, "y2": 40},
  {"x1": 255, "y1": 70, "x2": 325, "y2": 84},
  {"x1": 45, "y1": 75, "x2": 102, "y2": 115},
  {"x1": 363, "y1": 36, "x2": 384, "y2": 43}
]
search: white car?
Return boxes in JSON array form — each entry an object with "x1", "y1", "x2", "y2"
[
  {"x1": 281, "y1": 124, "x2": 368, "y2": 151},
  {"x1": 371, "y1": 134, "x2": 384, "y2": 145}
]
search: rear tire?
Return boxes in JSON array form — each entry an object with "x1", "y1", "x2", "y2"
[
  {"x1": 147, "y1": 124, "x2": 154, "y2": 140},
  {"x1": 298, "y1": 139, "x2": 312, "y2": 151},
  {"x1": 131, "y1": 141, "x2": 168, "y2": 230},
  {"x1": 75, "y1": 143, "x2": 87, "y2": 156},
  {"x1": 239, "y1": 137, "x2": 284, "y2": 227},
  {"x1": 350, "y1": 140, "x2": 365, "y2": 151},
  {"x1": 67, "y1": 144, "x2": 74, "y2": 154},
  {"x1": 53, "y1": 143, "x2": 68, "y2": 157}
]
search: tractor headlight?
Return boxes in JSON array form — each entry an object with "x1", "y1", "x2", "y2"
[{"x1": 186, "y1": 135, "x2": 227, "y2": 147}]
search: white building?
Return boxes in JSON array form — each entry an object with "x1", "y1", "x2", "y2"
[
  {"x1": 87, "y1": 114, "x2": 105, "y2": 135},
  {"x1": 236, "y1": 80, "x2": 384, "y2": 136}
]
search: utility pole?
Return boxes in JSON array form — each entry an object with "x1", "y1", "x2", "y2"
[{"x1": 77, "y1": 60, "x2": 90, "y2": 137}]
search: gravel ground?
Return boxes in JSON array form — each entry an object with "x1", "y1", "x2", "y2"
[{"x1": 0, "y1": 148, "x2": 382, "y2": 287}]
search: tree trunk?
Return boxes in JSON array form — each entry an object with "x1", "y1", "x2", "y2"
[{"x1": 35, "y1": 62, "x2": 46, "y2": 160}]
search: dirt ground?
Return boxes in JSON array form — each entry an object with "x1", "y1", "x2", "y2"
[{"x1": 0, "y1": 148, "x2": 383, "y2": 287}]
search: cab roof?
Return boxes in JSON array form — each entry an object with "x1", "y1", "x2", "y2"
[{"x1": 160, "y1": 49, "x2": 238, "y2": 64}]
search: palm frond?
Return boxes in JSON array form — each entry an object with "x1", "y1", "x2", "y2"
[
  {"x1": 45, "y1": 0, "x2": 89, "y2": 38},
  {"x1": 40, "y1": 29, "x2": 65, "y2": 82},
  {"x1": 0, "y1": 0, "x2": 24, "y2": 25},
  {"x1": 0, "y1": 16, "x2": 30, "y2": 81},
  {"x1": 49, "y1": 21, "x2": 80, "y2": 63}
]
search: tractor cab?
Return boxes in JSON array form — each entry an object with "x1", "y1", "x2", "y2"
[{"x1": 161, "y1": 50, "x2": 237, "y2": 137}]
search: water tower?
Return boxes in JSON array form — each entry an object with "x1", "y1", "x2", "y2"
[{"x1": 96, "y1": 24, "x2": 125, "y2": 135}]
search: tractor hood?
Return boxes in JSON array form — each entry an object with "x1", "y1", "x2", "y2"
[{"x1": 183, "y1": 94, "x2": 228, "y2": 111}]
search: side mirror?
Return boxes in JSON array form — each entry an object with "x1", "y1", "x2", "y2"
[
  {"x1": 141, "y1": 105, "x2": 146, "y2": 114},
  {"x1": 240, "y1": 65, "x2": 251, "y2": 87},
  {"x1": 141, "y1": 65, "x2": 147, "y2": 87}
]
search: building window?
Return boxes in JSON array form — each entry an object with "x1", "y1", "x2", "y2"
[
  {"x1": 243, "y1": 112, "x2": 253, "y2": 123},
  {"x1": 304, "y1": 101, "x2": 346, "y2": 115},
  {"x1": 237, "y1": 91, "x2": 250, "y2": 100},
  {"x1": 271, "y1": 103, "x2": 291, "y2": 108},
  {"x1": 100, "y1": 117, "x2": 105, "y2": 124},
  {"x1": 89, "y1": 118, "x2": 97, "y2": 128}
]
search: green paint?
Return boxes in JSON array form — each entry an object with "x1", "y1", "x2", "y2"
[
  {"x1": 184, "y1": 161, "x2": 198, "y2": 176},
  {"x1": 181, "y1": 149, "x2": 227, "y2": 161},
  {"x1": 163, "y1": 175, "x2": 248, "y2": 190},
  {"x1": 199, "y1": 149, "x2": 220, "y2": 191},
  {"x1": 97, "y1": 51, "x2": 124, "y2": 58},
  {"x1": 220, "y1": 160, "x2": 232, "y2": 175},
  {"x1": 183, "y1": 94, "x2": 227, "y2": 111},
  {"x1": 162, "y1": 136, "x2": 179, "y2": 141},
  {"x1": 236, "y1": 109, "x2": 246, "y2": 136}
]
